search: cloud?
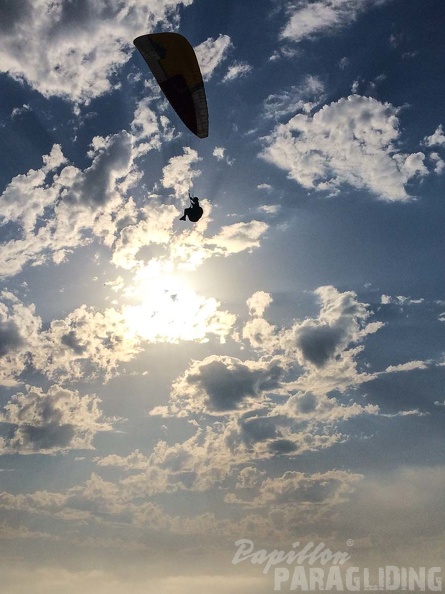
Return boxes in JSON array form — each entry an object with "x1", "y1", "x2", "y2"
[
  {"x1": 246, "y1": 291, "x2": 273, "y2": 318},
  {"x1": 0, "y1": 320, "x2": 23, "y2": 357},
  {"x1": 384, "y1": 360, "x2": 429, "y2": 373},
  {"x1": 35, "y1": 304, "x2": 142, "y2": 381},
  {"x1": 250, "y1": 469, "x2": 363, "y2": 507},
  {"x1": 0, "y1": 384, "x2": 116, "y2": 454},
  {"x1": 284, "y1": 286, "x2": 379, "y2": 366},
  {"x1": 222, "y1": 61, "x2": 252, "y2": 83},
  {"x1": 161, "y1": 148, "x2": 202, "y2": 197},
  {"x1": 263, "y1": 75, "x2": 325, "y2": 120},
  {"x1": 206, "y1": 221, "x2": 268, "y2": 254},
  {"x1": 429, "y1": 152, "x2": 445, "y2": 175},
  {"x1": 152, "y1": 355, "x2": 284, "y2": 416},
  {"x1": 122, "y1": 282, "x2": 237, "y2": 344},
  {"x1": 194, "y1": 35, "x2": 233, "y2": 80},
  {"x1": 10, "y1": 103, "x2": 30, "y2": 118},
  {"x1": 0, "y1": 0, "x2": 193, "y2": 104},
  {"x1": 213, "y1": 146, "x2": 234, "y2": 165},
  {"x1": 96, "y1": 449, "x2": 151, "y2": 471},
  {"x1": 0, "y1": 130, "x2": 136, "y2": 278},
  {"x1": 280, "y1": 0, "x2": 389, "y2": 43},
  {"x1": 0, "y1": 144, "x2": 66, "y2": 233},
  {"x1": 261, "y1": 94, "x2": 428, "y2": 201},
  {"x1": 0, "y1": 291, "x2": 142, "y2": 385},
  {"x1": 147, "y1": 284, "x2": 388, "y2": 470},
  {"x1": 423, "y1": 124, "x2": 445, "y2": 147},
  {"x1": 0, "y1": 291, "x2": 41, "y2": 386}
]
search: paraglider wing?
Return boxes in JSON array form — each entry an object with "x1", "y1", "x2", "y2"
[{"x1": 133, "y1": 32, "x2": 208, "y2": 139}]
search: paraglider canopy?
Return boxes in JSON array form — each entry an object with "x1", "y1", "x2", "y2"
[{"x1": 133, "y1": 32, "x2": 208, "y2": 139}]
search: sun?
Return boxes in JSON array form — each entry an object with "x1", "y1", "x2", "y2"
[{"x1": 122, "y1": 266, "x2": 229, "y2": 344}]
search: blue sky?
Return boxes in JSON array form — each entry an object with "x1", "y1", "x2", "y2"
[{"x1": 1, "y1": 0, "x2": 445, "y2": 592}]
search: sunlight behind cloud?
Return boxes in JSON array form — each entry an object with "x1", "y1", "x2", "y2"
[{"x1": 123, "y1": 272, "x2": 235, "y2": 343}]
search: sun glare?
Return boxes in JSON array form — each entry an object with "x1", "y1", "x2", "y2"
[{"x1": 123, "y1": 270, "x2": 227, "y2": 343}]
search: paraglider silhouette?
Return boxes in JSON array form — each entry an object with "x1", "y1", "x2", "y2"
[
  {"x1": 133, "y1": 32, "x2": 208, "y2": 139},
  {"x1": 179, "y1": 192, "x2": 203, "y2": 222}
]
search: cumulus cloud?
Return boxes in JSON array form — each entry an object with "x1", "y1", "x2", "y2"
[
  {"x1": 261, "y1": 94, "x2": 428, "y2": 201},
  {"x1": 280, "y1": 0, "x2": 389, "y2": 43},
  {"x1": 145, "y1": 287, "x2": 390, "y2": 473},
  {"x1": 0, "y1": 385, "x2": 116, "y2": 454},
  {"x1": 0, "y1": 0, "x2": 193, "y2": 104},
  {"x1": 0, "y1": 130, "x2": 136, "y2": 278},
  {"x1": 0, "y1": 292, "x2": 139, "y2": 385},
  {"x1": 423, "y1": 124, "x2": 445, "y2": 148},
  {"x1": 35, "y1": 304, "x2": 142, "y2": 381},
  {"x1": 0, "y1": 144, "x2": 66, "y2": 233},
  {"x1": 152, "y1": 355, "x2": 284, "y2": 416},
  {"x1": 0, "y1": 291, "x2": 41, "y2": 386},
  {"x1": 246, "y1": 291, "x2": 273, "y2": 318},
  {"x1": 161, "y1": 148, "x2": 202, "y2": 197},
  {"x1": 429, "y1": 152, "x2": 445, "y2": 175}
]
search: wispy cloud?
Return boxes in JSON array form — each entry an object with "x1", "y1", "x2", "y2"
[
  {"x1": 280, "y1": 0, "x2": 390, "y2": 43},
  {"x1": 195, "y1": 34, "x2": 233, "y2": 80}
]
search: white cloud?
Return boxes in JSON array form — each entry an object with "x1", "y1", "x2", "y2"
[
  {"x1": 261, "y1": 94, "x2": 428, "y2": 201},
  {"x1": 0, "y1": 144, "x2": 66, "y2": 232},
  {"x1": 384, "y1": 360, "x2": 429, "y2": 373},
  {"x1": 222, "y1": 61, "x2": 252, "y2": 83},
  {"x1": 430, "y1": 152, "x2": 445, "y2": 175},
  {"x1": 206, "y1": 221, "x2": 268, "y2": 254},
  {"x1": 10, "y1": 103, "x2": 30, "y2": 118},
  {"x1": 213, "y1": 146, "x2": 234, "y2": 165},
  {"x1": 246, "y1": 291, "x2": 273, "y2": 318},
  {"x1": 35, "y1": 305, "x2": 142, "y2": 381},
  {"x1": 194, "y1": 34, "x2": 233, "y2": 80},
  {"x1": 423, "y1": 124, "x2": 445, "y2": 148},
  {"x1": 0, "y1": 130, "x2": 136, "y2": 278},
  {"x1": 280, "y1": 0, "x2": 389, "y2": 43},
  {"x1": 161, "y1": 147, "x2": 202, "y2": 197},
  {"x1": 0, "y1": 0, "x2": 193, "y2": 104}
]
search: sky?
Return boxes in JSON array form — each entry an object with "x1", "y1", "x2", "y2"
[{"x1": 1, "y1": 0, "x2": 445, "y2": 592}]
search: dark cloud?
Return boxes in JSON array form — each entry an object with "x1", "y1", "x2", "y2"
[
  {"x1": 0, "y1": 0, "x2": 31, "y2": 33},
  {"x1": 17, "y1": 422, "x2": 75, "y2": 451},
  {"x1": 187, "y1": 359, "x2": 284, "y2": 412},
  {"x1": 296, "y1": 323, "x2": 345, "y2": 367},
  {"x1": 239, "y1": 415, "x2": 279, "y2": 444},
  {"x1": 188, "y1": 360, "x2": 256, "y2": 411},
  {"x1": 0, "y1": 320, "x2": 23, "y2": 357},
  {"x1": 268, "y1": 439, "x2": 298, "y2": 454},
  {"x1": 61, "y1": 330, "x2": 86, "y2": 354}
]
